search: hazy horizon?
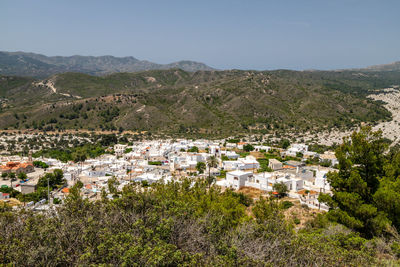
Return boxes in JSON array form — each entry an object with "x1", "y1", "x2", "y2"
[{"x1": 1, "y1": 0, "x2": 399, "y2": 70}]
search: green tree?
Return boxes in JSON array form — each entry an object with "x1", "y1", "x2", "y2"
[
  {"x1": 280, "y1": 139, "x2": 290, "y2": 149},
  {"x1": 107, "y1": 176, "x2": 120, "y2": 196},
  {"x1": 8, "y1": 173, "x2": 16, "y2": 187},
  {"x1": 73, "y1": 151, "x2": 87, "y2": 163},
  {"x1": 319, "y1": 127, "x2": 390, "y2": 237},
  {"x1": 206, "y1": 156, "x2": 218, "y2": 187},
  {"x1": 243, "y1": 144, "x2": 255, "y2": 152},
  {"x1": 273, "y1": 182, "x2": 288, "y2": 197},
  {"x1": 196, "y1": 162, "x2": 206, "y2": 174},
  {"x1": 18, "y1": 172, "x2": 27, "y2": 181},
  {"x1": 1, "y1": 172, "x2": 8, "y2": 180},
  {"x1": 188, "y1": 146, "x2": 199, "y2": 153}
]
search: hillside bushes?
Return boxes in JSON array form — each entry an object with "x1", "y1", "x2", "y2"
[{"x1": 0, "y1": 179, "x2": 386, "y2": 266}]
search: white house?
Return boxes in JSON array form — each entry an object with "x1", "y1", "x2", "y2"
[
  {"x1": 225, "y1": 151, "x2": 239, "y2": 160},
  {"x1": 226, "y1": 170, "x2": 253, "y2": 190},
  {"x1": 223, "y1": 160, "x2": 242, "y2": 171},
  {"x1": 319, "y1": 151, "x2": 338, "y2": 166},
  {"x1": 254, "y1": 145, "x2": 271, "y2": 152},
  {"x1": 114, "y1": 144, "x2": 128, "y2": 156},
  {"x1": 268, "y1": 159, "x2": 282, "y2": 170},
  {"x1": 314, "y1": 170, "x2": 331, "y2": 191},
  {"x1": 223, "y1": 156, "x2": 259, "y2": 171},
  {"x1": 239, "y1": 156, "x2": 260, "y2": 170},
  {"x1": 249, "y1": 172, "x2": 273, "y2": 191},
  {"x1": 276, "y1": 176, "x2": 304, "y2": 191}
]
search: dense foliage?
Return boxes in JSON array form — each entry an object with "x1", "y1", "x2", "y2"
[
  {"x1": 320, "y1": 127, "x2": 400, "y2": 238},
  {"x1": 33, "y1": 143, "x2": 107, "y2": 162},
  {"x1": 1, "y1": 178, "x2": 398, "y2": 266}
]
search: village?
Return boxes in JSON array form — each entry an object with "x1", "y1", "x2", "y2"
[{"x1": 0, "y1": 135, "x2": 338, "y2": 211}]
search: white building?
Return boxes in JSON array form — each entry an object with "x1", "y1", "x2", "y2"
[
  {"x1": 114, "y1": 144, "x2": 128, "y2": 156},
  {"x1": 226, "y1": 170, "x2": 253, "y2": 190}
]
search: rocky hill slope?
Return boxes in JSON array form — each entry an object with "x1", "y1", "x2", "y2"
[{"x1": 0, "y1": 69, "x2": 398, "y2": 137}]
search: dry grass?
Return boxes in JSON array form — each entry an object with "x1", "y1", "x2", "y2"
[
  {"x1": 238, "y1": 186, "x2": 267, "y2": 199},
  {"x1": 0, "y1": 198, "x2": 22, "y2": 207},
  {"x1": 281, "y1": 198, "x2": 325, "y2": 228},
  {"x1": 249, "y1": 151, "x2": 265, "y2": 159}
]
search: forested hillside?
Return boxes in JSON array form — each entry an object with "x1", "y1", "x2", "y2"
[{"x1": 0, "y1": 69, "x2": 398, "y2": 136}]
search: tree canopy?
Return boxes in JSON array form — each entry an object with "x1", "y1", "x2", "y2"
[
  {"x1": 0, "y1": 179, "x2": 386, "y2": 266},
  {"x1": 319, "y1": 127, "x2": 400, "y2": 237}
]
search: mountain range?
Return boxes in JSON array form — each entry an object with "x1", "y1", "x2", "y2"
[
  {"x1": 0, "y1": 51, "x2": 400, "y2": 137},
  {"x1": 0, "y1": 51, "x2": 215, "y2": 77},
  {"x1": 354, "y1": 61, "x2": 400, "y2": 72}
]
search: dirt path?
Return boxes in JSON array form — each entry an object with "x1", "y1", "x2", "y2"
[{"x1": 33, "y1": 79, "x2": 81, "y2": 99}]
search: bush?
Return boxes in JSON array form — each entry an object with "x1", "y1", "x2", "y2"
[
  {"x1": 281, "y1": 200, "x2": 294, "y2": 209},
  {"x1": 148, "y1": 161, "x2": 162, "y2": 166}
]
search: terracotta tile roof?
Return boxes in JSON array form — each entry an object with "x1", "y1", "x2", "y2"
[
  {"x1": 1, "y1": 162, "x2": 33, "y2": 171},
  {"x1": 282, "y1": 165, "x2": 296, "y2": 169},
  {"x1": 62, "y1": 188, "x2": 70, "y2": 194}
]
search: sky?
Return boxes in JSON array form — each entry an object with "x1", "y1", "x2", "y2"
[{"x1": 1, "y1": 0, "x2": 399, "y2": 70}]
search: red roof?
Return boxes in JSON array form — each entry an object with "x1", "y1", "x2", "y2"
[
  {"x1": 62, "y1": 188, "x2": 70, "y2": 193},
  {"x1": 1, "y1": 162, "x2": 33, "y2": 171}
]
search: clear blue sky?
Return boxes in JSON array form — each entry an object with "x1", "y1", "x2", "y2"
[{"x1": 1, "y1": 0, "x2": 399, "y2": 70}]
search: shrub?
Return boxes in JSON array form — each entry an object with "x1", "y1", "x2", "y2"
[{"x1": 281, "y1": 200, "x2": 294, "y2": 209}]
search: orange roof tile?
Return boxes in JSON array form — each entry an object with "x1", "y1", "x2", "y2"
[
  {"x1": 283, "y1": 165, "x2": 296, "y2": 169},
  {"x1": 62, "y1": 188, "x2": 70, "y2": 193}
]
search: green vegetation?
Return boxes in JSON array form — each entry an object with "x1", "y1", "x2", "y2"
[
  {"x1": 280, "y1": 200, "x2": 294, "y2": 209},
  {"x1": 273, "y1": 182, "x2": 288, "y2": 197},
  {"x1": 243, "y1": 144, "x2": 254, "y2": 152},
  {"x1": 188, "y1": 146, "x2": 199, "y2": 153},
  {"x1": 124, "y1": 147, "x2": 133, "y2": 153},
  {"x1": 320, "y1": 127, "x2": 400, "y2": 238},
  {"x1": 1, "y1": 178, "x2": 396, "y2": 266},
  {"x1": 33, "y1": 143, "x2": 107, "y2": 162},
  {"x1": 196, "y1": 162, "x2": 206, "y2": 174},
  {"x1": 257, "y1": 158, "x2": 273, "y2": 172},
  {"x1": 148, "y1": 161, "x2": 162, "y2": 166},
  {"x1": 33, "y1": 160, "x2": 49, "y2": 169},
  {"x1": 0, "y1": 68, "x2": 397, "y2": 137},
  {"x1": 16, "y1": 169, "x2": 65, "y2": 202}
]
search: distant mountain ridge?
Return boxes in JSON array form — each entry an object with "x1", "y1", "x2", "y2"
[
  {"x1": 0, "y1": 51, "x2": 215, "y2": 77},
  {"x1": 339, "y1": 61, "x2": 400, "y2": 72},
  {"x1": 360, "y1": 61, "x2": 400, "y2": 72}
]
